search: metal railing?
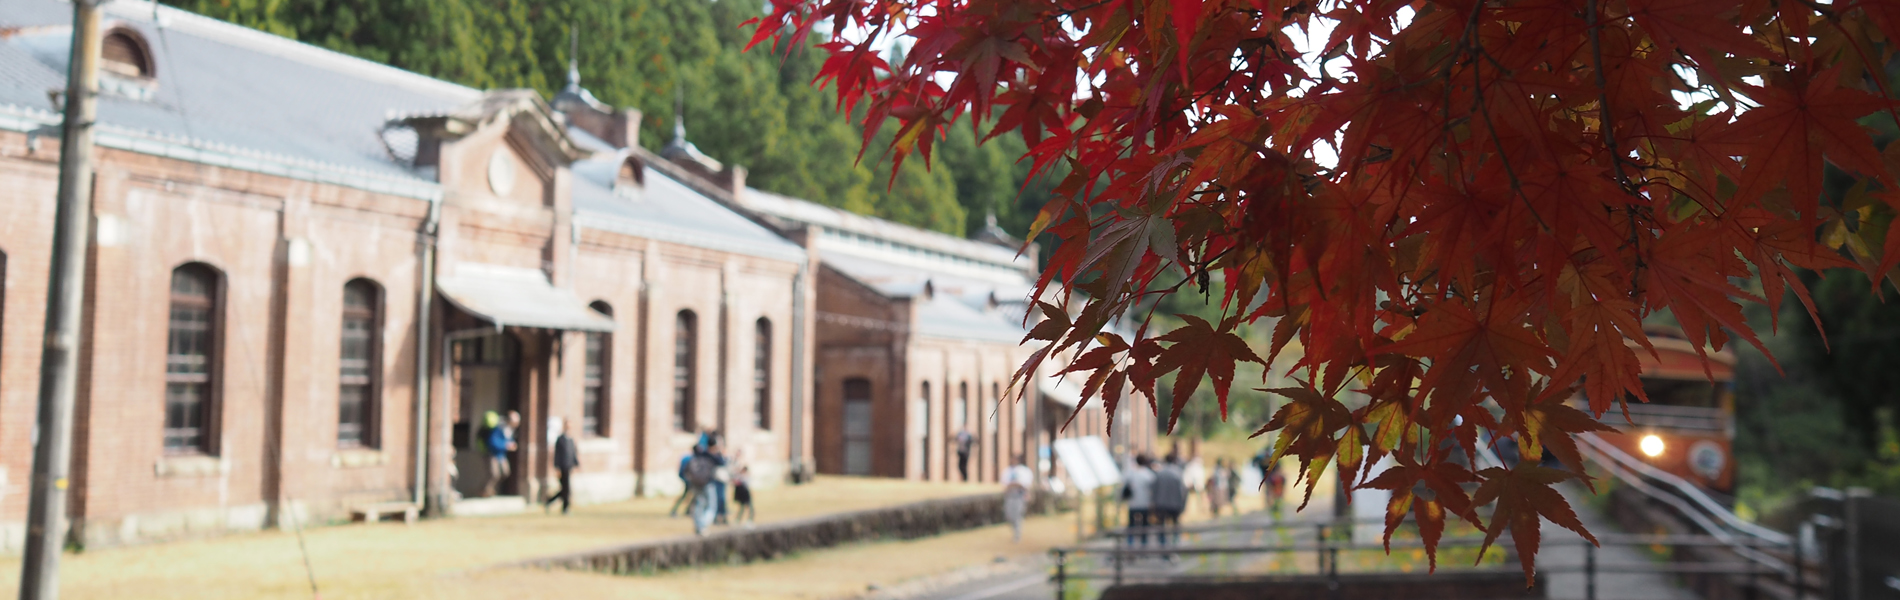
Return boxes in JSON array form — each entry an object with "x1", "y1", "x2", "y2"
[{"x1": 1049, "y1": 516, "x2": 1810, "y2": 600}]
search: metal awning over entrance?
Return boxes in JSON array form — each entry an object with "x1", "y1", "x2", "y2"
[{"x1": 436, "y1": 264, "x2": 615, "y2": 332}]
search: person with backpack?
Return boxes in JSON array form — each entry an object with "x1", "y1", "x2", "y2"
[
  {"x1": 1151, "y1": 453, "x2": 1189, "y2": 553},
  {"x1": 685, "y1": 441, "x2": 726, "y2": 535},
  {"x1": 668, "y1": 450, "x2": 696, "y2": 518},
  {"x1": 1122, "y1": 454, "x2": 1157, "y2": 549},
  {"x1": 545, "y1": 417, "x2": 579, "y2": 515},
  {"x1": 483, "y1": 411, "x2": 519, "y2": 497}
]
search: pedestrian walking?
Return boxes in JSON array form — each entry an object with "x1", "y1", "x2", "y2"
[
  {"x1": 1206, "y1": 457, "x2": 1232, "y2": 517},
  {"x1": 732, "y1": 465, "x2": 756, "y2": 526},
  {"x1": 1182, "y1": 452, "x2": 1206, "y2": 512},
  {"x1": 955, "y1": 429, "x2": 974, "y2": 481},
  {"x1": 546, "y1": 418, "x2": 579, "y2": 514},
  {"x1": 1152, "y1": 453, "x2": 1188, "y2": 551},
  {"x1": 713, "y1": 447, "x2": 733, "y2": 525},
  {"x1": 483, "y1": 411, "x2": 519, "y2": 497},
  {"x1": 1222, "y1": 459, "x2": 1240, "y2": 512},
  {"x1": 668, "y1": 450, "x2": 696, "y2": 517},
  {"x1": 685, "y1": 441, "x2": 726, "y2": 535},
  {"x1": 1122, "y1": 454, "x2": 1157, "y2": 548},
  {"x1": 1267, "y1": 463, "x2": 1286, "y2": 516},
  {"x1": 1002, "y1": 454, "x2": 1035, "y2": 542}
]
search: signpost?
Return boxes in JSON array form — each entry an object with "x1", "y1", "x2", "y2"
[{"x1": 1053, "y1": 436, "x2": 1123, "y2": 541}]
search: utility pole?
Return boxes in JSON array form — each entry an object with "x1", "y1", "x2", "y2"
[{"x1": 20, "y1": 1, "x2": 101, "y2": 598}]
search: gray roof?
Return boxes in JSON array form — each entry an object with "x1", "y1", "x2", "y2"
[
  {"x1": 0, "y1": 0, "x2": 802, "y2": 264},
  {"x1": 569, "y1": 149, "x2": 807, "y2": 263},
  {"x1": 741, "y1": 186, "x2": 1032, "y2": 274},
  {"x1": 0, "y1": 0, "x2": 478, "y2": 199},
  {"x1": 819, "y1": 251, "x2": 1031, "y2": 343},
  {"x1": 913, "y1": 294, "x2": 1028, "y2": 344}
]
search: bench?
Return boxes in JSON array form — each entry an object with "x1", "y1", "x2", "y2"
[{"x1": 352, "y1": 502, "x2": 419, "y2": 525}]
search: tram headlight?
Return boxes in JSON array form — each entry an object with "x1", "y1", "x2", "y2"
[{"x1": 1639, "y1": 434, "x2": 1666, "y2": 457}]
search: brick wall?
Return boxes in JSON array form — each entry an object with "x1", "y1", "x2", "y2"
[
  {"x1": 0, "y1": 131, "x2": 60, "y2": 551},
  {"x1": 0, "y1": 99, "x2": 806, "y2": 549}
]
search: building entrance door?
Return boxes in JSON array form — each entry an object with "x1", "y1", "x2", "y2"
[
  {"x1": 842, "y1": 378, "x2": 873, "y2": 475},
  {"x1": 451, "y1": 332, "x2": 520, "y2": 499}
]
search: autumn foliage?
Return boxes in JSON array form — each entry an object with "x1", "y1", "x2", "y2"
[{"x1": 749, "y1": 0, "x2": 1900, "y2": 580}]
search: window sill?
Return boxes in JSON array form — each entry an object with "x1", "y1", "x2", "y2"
[
  {"x1": 154, "y1": 455, "x2": 228, "y2": 479},
  {"x1": 331, "y1": 449, "x2": 388, "y2": 469}
]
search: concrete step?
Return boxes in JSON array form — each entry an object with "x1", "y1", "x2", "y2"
[{"x1": 449, "y1": 496, "x2": 527, "y2": 517}]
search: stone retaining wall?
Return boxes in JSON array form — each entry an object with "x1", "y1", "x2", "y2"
[{"x1": 513, "y1": 492, "x2": 1049, "y2": 575}]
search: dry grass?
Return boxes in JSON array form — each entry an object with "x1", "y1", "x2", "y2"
[
  {"x1": 0, "y1": 477, "x2": 993, "y2": 600},
  {"x1": 449, "y1": 515, "x2": 1076, "y2": 600}
]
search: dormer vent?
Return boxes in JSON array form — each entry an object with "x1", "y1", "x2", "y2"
[
  {"x1": 616, "y1": 156, "x2": 645, "y2": 189},
  {"x1": 101, "y1": 28, "x2": 154, "y2": 79}
]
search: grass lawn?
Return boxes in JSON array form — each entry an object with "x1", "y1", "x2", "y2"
[{"x1": 0, "y1": 477, "x2": 993, "y2": 600}]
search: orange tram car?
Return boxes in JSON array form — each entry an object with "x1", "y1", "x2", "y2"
[{"x1": 1569, "y1": 328, "x2": 1738, "y2": 495}]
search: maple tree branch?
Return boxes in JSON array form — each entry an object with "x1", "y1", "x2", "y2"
[
  {"x1": 1469, "y1": 47, "x2": 1553, "y2": 233},
  {"x1": 1585, "y1": 0, "x2": 1641, "y2": 197}
]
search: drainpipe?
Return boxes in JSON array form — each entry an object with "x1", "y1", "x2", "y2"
[
  {"x1": 412, "y1": 196, "x2": 441, "y2": 509},
  {"x1": 789, "y1": 264, "x2": 808, "y2": 482}
]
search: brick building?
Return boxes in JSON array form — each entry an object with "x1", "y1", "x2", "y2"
[
  {"x1": 652, "y1": 137, "x2": 1158, "y2": 485},
  {"x1": 0, "y1": 0, "x2": 808, "y2": 549},
  {"x1": 0, "y1": 0, "x2": 1149, "y2": 553}
]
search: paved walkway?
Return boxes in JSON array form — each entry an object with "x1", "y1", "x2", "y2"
[
  {"x1": 904, "y1": 484, "x2": 1701, "y2": 600},
  {"x1": 1539, "y1": 484, "x2": 1700, "y2": 600}
]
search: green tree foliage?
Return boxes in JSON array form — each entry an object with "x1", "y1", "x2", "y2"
[
  {"x1": 161, "y1": 0, "x2": 1048, "y2": 238},
  {"x1": 1733, "y1": 91, "x2": 1900, "y2": 506}
]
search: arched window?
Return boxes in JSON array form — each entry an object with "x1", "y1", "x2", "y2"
[
  {"x1": 673, "y1": 310, "x2": 697, "y2": 431},
  {"x1": 753, "y1": 318, "x2": 772, "y2": 429},
  {"x1": 0, "y1": 251, "x2": 6, "y2": 376},
  {"x1": 584, "y1": 301, "x2": 613, "y2": 437},
  {"x1": 918, "y1": 381, "x2": 932, "y2": 479},
  {"x1": 1012, "y1": 382, "x2": 1027, "y2": 432},
  {"x1": 165, "y1": 264, "x2": 220, "y2": 453},
  {"x1": 843, "y1": 378, "x2": 873, "y2": 475},
  {"x1": 956, "y1": 382, "x2": 970, "y2": 433},
  {"x1": 337, "y1": 279, "x2": 381, "y2": 447}
]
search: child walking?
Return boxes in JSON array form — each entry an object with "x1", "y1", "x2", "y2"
[{"x1": 732, "y1": 465, "x2": 756, "y2": 526}]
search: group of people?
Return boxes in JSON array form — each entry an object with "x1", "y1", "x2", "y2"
[
  {"x1": 1121, "y1": 452, "x2": 1190, "y2": 552},
  {"x1": 474, "y1": 410, "x2": 585, "y2": 515},
  {"x1": 670, "y1": 429, "x2": 755, "y2": 536},
  {"x1": 1114, "y1": 448, "x2": 1291, "y2": 552}
]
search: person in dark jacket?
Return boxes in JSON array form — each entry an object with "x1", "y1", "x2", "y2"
[
  {"x1": 546, "y1": 418, "x2": 580, "y2": 514},
  {"x1": 686, "y1": 441, "x2": 727, "y2": 535},
  {"x1": 1151, "y1": 453, "x2": 1189, "y2": 551},
  {"x1": 955, "y1": 429, "x2": 975, "y2": 481}
]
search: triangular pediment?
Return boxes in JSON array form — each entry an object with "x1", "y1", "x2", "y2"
[{"x1": 403, "y1": 89, "x2": 589, "y2": 171}]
